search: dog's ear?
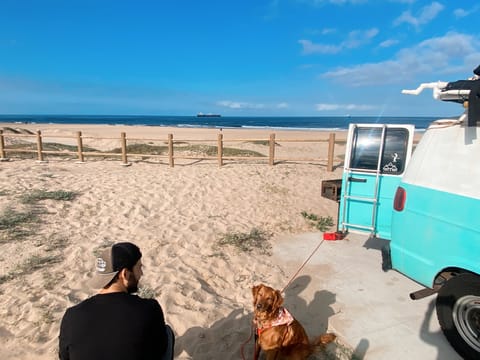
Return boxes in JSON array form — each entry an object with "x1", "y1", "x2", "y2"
[
  {"x1": 252, "y1": 285, "x2": 260, "y2": 303},
  {"x1": 273, "y1": 289, "x2": 284, "y2": 309}
]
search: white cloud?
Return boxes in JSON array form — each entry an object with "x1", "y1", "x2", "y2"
[
  {"x1": 454, "y1": 5, "x2": 480, "y2": 19},
  {"x1": 321, "y1": 28, "x2": 336, "y2": 35},
  {"x1": 322, "y1": 32, "x2": 480, "y2": 86},
  {"x1": 316, "y1": 103, "x2": 341, "y2": 111},
  {"x1": 217, "y1": 100, "x2": 265, "y2": 109},
  {"x1": 454, "y1": 9, "x2": 468, "y2": 18},
  {"x1": 299, "y1": 39, "x2": 341, "y2": 54},
  {"x1": 343, "y1": 28, "x2": 379, "y2": 48},
  {"x1": 315, "y1": 103, "x2": 375, "y2": 111},
  {"x1": 305, "y1": 28, "x2": 337, "y2": 36},
  {"x1": 299, "y1": 28, "x2": 378, "y2": 54},
  {"x1": 217, "y1": 100, "x2": 243, "y2": 109},
  {"x1": 394, "y1": 2, "x2": 444, "y2": 29},
  {"x1": 379, "y1": 39, "x2": 399, "y2": 48},
  {"x1": 217, "y1": 100, "x2": 289, "y2": 111}
]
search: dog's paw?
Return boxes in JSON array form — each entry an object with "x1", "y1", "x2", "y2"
[{"x1": 314, "y1": 333, "x2": 336, "y2": 346}]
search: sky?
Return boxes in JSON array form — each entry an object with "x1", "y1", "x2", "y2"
[{"x1": 0, "y1": 0, "x2": 479, "y2": 117}]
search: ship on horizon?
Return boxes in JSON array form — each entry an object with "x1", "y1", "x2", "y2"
[{"x1": 196, "y1": 112, "x2": 221, "y2": 118}]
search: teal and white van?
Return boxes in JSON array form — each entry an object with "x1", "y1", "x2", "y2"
[{"x1": 333, "y1": 67, "x2": 480, "y2": 359}]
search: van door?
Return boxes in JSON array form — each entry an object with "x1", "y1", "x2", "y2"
[{"x1": 339, "y1": 124, "x2": 415, "y2": 239}]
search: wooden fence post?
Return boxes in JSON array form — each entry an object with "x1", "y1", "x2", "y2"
[
  {"x1": 269, "y1": 133, "x2": 276, "y2": 166},
  {"x1": 36, "y1": 130, "x2": 44, "y2": 162},
  {"x1": 0, "y1": 130, "x2": 5, "y2": 160},
  {"x1": 327, "y1": 132, "x2": 335, "y2": 172},
  {"x1": 217, "y1": 133, "x2": 223, "y2": 167},
  {"x1": 76, "y1": 131, "x2": 85, "y2": 163},
  {"x1": 120, "y1": 132, "x2": 129, "y2": 165},
  {"x1": 168, "y1": 134, "x2": 174, "y2": 167}
]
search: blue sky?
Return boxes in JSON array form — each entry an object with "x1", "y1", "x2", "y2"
[{"x1": 0, "y1": 0, "x2": 479, "y2": 117}]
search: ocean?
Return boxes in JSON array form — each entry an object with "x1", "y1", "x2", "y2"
[{"x1": 0, "y1": 114, "x2": 438, "y2": 131}]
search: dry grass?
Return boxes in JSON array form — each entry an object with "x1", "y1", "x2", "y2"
[
  {"x1": 111, "y1": 143, "x2": 167, "y2": 155},
  {"x1": 301, "y1": 211, "x2": 334, "y2": 232},
  {"x1": 215, "y1": 228, "x2": 272, "y2": 255},
  {"x1": 20, "y1": 190, "x2": 78, "y2": 204},
  {"x1": 0, "y1": 207, "x2": 38, "y2": 242},
  {"x1": 4, "y1": 142, "x2": 97, "y2": 159},
  {"x1": 0, "y1": 190, "x2": 77, "y2": 285},
  {"x1": 3, "y1": 141, "x2": 267, "y2": 161},
  {"x1": 0, "y1": 254, "x2": 63, "y2": 285},
  {"x1": 109, "y1": 143, "x2": 265, "y2": 158}
]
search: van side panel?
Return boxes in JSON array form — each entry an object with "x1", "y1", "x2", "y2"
[
  {"x1": 401, "y1": 124, "x2": 480, "y2": 200},
  {"x1": 391, "y1": 183, "x2": 480, "y2": 287},
  {"x1": 390, "y1": 123, "x2": 480, "y2": 287}
]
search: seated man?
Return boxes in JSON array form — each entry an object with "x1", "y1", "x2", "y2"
[{"x1": 59, "y1": 242, "x2": 174, "y2": 360}]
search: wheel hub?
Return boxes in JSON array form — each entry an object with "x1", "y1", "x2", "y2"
[{"x1": 453, "y1": 295, "x2": 480, "y2": 352}]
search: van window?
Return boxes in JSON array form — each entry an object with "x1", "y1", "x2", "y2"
[{"x1": 350, "y1": 127, "x2": 409, "y2": 174}]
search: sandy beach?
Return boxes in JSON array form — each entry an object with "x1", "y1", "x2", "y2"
[{"x1": 0, "y1": 123, "x2": 349, "y2": 359}]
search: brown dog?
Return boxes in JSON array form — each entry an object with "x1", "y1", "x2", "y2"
[{"x1": 252, "y1": 284, "x2": 336, "y2": 360}]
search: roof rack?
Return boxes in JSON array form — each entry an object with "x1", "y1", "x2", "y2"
[{"x1": 402, "y1": 65, "x2": 480, "y2": 127}]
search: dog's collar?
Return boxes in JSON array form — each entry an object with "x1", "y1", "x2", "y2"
[{"x1": 256, "y1": 307, "x2": 294, "y2": 335}]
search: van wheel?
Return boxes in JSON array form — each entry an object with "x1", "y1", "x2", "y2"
[{"x1": 436, "y1": 273, "x2": 480, "y2": 359}]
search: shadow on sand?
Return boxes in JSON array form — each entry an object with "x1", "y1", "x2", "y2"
[{"x1": 174, "y1": 275, "x2": 368, "y2": 359}]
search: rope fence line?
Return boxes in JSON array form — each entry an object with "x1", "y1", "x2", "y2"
[{"x1": 0, "y1": 129, "x2": 341, "y2": 171}]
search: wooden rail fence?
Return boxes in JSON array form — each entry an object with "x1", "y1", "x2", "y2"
[{"x1": 0, "y1": 130, "x2": 340, "y2": 171}]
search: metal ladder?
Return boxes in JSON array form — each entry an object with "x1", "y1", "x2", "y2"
[{"x1": 340, "y1": 124, "x2": 387, "y2": 235}]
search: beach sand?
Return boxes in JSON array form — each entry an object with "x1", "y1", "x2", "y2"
[{"x1": 0, "y1": 123, "x2": 349, "y2": 359}]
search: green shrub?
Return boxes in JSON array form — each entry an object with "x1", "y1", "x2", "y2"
[
  {"x1": 216, "y1": 228, "x2": 271, "y2": 255},
  {"x1": 20, "y1": 190, "x2": 77, "y2": 204},
  {"x1": 301, "y1": 211, "x2": 334, "y2": 232}
]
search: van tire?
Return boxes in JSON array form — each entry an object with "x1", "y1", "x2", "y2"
[{"x1": 436, "y1": 273, "x2": 480, "y2": 359}]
